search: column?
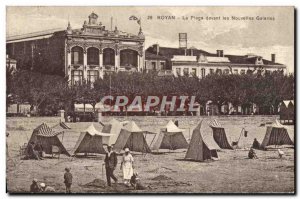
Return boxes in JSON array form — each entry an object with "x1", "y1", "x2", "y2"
[
  {"x1": 58, "y1": 110, "x2": 65, "y2": 122},
  {"x1": 67, "y1": 52, "x2": 72, "y2": 80},
  {"x1": 99, "y1": 52, "x2": 103, "y2": 79},
  {"x1": 83, "y1": 52, "x2": 87, "y2": 80},
  {"x1": 137, "y1": 55, "x2": 141, "y2": 71},
  {"x1": 115, "y1": 53, "x2": 120, "y2": 71},
  {"x1": 97, "y1": 109, "x2": 102, "y2": 122}
]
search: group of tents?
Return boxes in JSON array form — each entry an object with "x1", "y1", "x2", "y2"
[{"x1": 27, "y1": 118, "x2": 294, "y2": 162}]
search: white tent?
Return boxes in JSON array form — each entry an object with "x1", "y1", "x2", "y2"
[
  {"x1": 72, "y1": 124, "x2": 112, "y2": 155},
  {"x1": 113, "y1": 121, "x2": 151, "y2": 153},
  {"x1": 151, "y1": 120, "x2": 188, "y2": 151},
  {"x1": 101, "y1": 118, "x2": 124, "y2": 145}
]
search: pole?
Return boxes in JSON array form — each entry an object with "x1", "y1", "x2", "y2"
[
  {"x1": 111, "y1": 17, "x2": 113, "y2": 31},
  {"x1": 102, "y1": 164, "x2": 104, "y2": 178}
]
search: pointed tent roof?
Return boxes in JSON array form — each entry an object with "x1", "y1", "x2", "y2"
[
  {"x1": 101, "y1": 118, "x2": 124, "y2": 145},
  {"x1": 123, "y1": 121, "x2": 144, "y2": 133},
  {"x1": 34, "y1": 123, "x2": 63, "y2": 137},
  {"x1": 163, "y1": 120, "x2": 184, "y2": 133},
  {"x1": 209, "y1": 119, "x2": 222, "y2": 128},
  {"x1": 84, "y1": 123, "x2": 112, "y2": 137}
]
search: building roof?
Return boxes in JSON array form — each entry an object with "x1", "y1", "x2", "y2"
[
  {"x1": 146, "y1": 45, "x2": 285, "y2": 67},
  {"x1": 172, "y1": 55, "x2": 197, "y2": 62},
  {"x1": 6, "y1": 28, "x2": 65, "y2": 43},
  {"x1": 145, "y1": 51, "x2": 168, "y2": 60},
  {"x1": 223, "y1": 55, "x2": 283, "y2": 66}
]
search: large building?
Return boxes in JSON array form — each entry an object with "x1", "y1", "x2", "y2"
[
  {"x1": 145, "y1": 44, "x2": 287, "y2": 77},
  {"x1": 6, "y1": 12, "x2": 145, "y2": 84}
]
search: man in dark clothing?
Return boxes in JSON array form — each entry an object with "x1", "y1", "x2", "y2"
[
  {"x1": 252, "y1": 138, "x2": 260, "y2": 149},
  {"x1": 64, "y1": 167, "x2": 73, "y2": 193},
  {"x1": 104, "y1": 146, "x2": 118, "y2": 186},
  {"x1": 27, "y1": 141, "x2": 41, "y2": 160},
  {"x1": 30, "y1": 179, "x2": 41, "y2": 193},
  {"x1": 34, "y1": 142, "x2": 44, "y2": 158}
]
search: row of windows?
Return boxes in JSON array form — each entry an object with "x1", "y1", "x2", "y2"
[
  {"x1": 150, "y1": 61, "x2": 166, "y2": 70},
  {"x1": 175, "y1": 68, "x2": 255, "y2": 77},
  {"x1": 71, "y1": 70, "x2": 99, "y2": 85},
  {"x1": 71, "y1": 47, "x2": 138, "y2": 67}
]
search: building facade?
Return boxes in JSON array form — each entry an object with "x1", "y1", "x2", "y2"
[
  {"x1": 172, "y1": 50, "x2": 286, "y2": 78},
  {"x1": 6, "y1": 12, "x2": 145, "y2": 85}
]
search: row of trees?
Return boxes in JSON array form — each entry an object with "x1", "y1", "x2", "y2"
[{"x1": 7, "y1": 69, "x2": 294, "y2": 116}]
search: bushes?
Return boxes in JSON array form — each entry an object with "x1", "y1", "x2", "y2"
[{"x1": 8, "y1": 70, "x2": 294, "y2": 116}]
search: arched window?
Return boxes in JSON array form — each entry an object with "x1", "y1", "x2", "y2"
[
  {"x1": 120, "y1": 49, "x2": 138, "y2": 68},
  {"x1": 71, "y1": 46, "x2": 83, "y2": 65},
  {"x1": 103, "y1": 48, "x2": 115, "y2": 66},
  {"x1": 87, "y1": 47, "x2": 99, "y2": 65}
]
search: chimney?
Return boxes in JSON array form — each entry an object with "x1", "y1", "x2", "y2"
[
  {"x1": 217, "y1": 50, "x2": 224, "y2": 57},
  {"x1": 271, "y1": 54, "x2": 276, "y2": 63},
  {"x1": 153, "y1": 44, "x2": 159, "y2": 55}
]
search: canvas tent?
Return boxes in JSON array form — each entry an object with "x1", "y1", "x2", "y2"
[
  {"x1": 72, "y1": 124, "x2": 112, "y2": 155},
  {"x1": 260, "y1": 120, "x2": 294, "y2": 149},
  {"x1": 151, "y1": 120, "x2": 188, "y2": 151},
  {"x1": 233, "y1": 127, "x2": 250, "y2": 149},
  {"x1": 113, "y1": 121, "x2": 151, "y2": 153},
  {"x1": 209, "y1": 119, "x2": 233, "y2": 149},
  {"x1": 27, "y1": 123, "x2": 70, "y2": 156},
  {"x1": 101, "y1": 118, "x2": 124, "y2": 145},
  {"x1": 185, "y1": 120, "x2": 220, "y2": 161}
]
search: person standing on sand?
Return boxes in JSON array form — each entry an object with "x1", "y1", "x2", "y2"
[
  {"x1": 64, "y1": 167, "x2": 73, "y2": 193},
  {"x1": 120, "y1": 148, "x2": 134, "y2": 185},
  {"x1": 104, "y1": 145, "x2": 118, "y2": 186}
]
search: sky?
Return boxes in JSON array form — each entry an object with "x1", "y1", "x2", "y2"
[{"x1": 6, "y1": 6, "x2": 294, "y2": 73}]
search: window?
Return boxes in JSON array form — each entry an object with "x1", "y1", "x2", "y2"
[
  {"x1": 160, "y1": 62, "x2": 165, "y2": 70},
  {"x1": 240, "y1": 69, "x2": 246, "y2": 75},
  {"x1": 103, "y1": 48, "x2": 115, "y2": 66},
  {"x1": 234, "y1": 69, "x2": 238, "y2": 74},
  {"x1": 71, "y1": 70, "x2": 83, "y2": 85},
  {"x1": 216, "y1": 69, "x2": 222, "y2": 75},
  {"x1": 87, "y1": 70, "x2": 99, "y2": 83},
  {"x1": 191, "y1": 68, "x2": 197, "y2": 76},
  {"x1": 201, "y1": 68, "x2": 206, "y2": 78},
  {"x1": 176, "y1": 68, "x2": 181, "y2": 76},
  {"x1": 87, "y1": 47, "x2": 99, "y2": 65},
  {"x1": 265, "y1": 70, "x2": 271, "y2": 75},
  {"x1": 120, "y1": 49, "x2": 138, "y2": 68},
  {"x1": 210, "y1": 69, "x2": 214, "y2": 74},
  {"x1": 183, "y1": 68, "x2": 189, "y2": 76},
  {"x1": 151, "y1": 62, "x2": 156, "y2": 70},
  {"x1": 71, "y1": 46, "x2": 83, "y2": 65},
  {"x1": 223, "y1": 69, "x2": 230, "y2": 74}
]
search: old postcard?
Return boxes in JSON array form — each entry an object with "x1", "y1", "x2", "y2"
[{"x1": 6, "y1": 6, "x2": 295, "y2": 194}]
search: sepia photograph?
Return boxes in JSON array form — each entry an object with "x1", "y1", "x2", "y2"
[{"x1": 6, "y1": 6, "x2": 295, "y2": 194}]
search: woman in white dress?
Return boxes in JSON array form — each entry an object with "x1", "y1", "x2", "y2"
[{"x1": 120, "y1": 148, "x2": 134, "y2": 185}]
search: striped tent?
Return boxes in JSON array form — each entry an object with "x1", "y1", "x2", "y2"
[
  {"x1": 261, "y1": 120, "x2": 294, "y2": 149},
  {"x1": 209, "y1": 119, "x2": 233, "y2": 149},
  {"x1": 27, "y1": 123, "x2": 70, "y2": 156}
]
